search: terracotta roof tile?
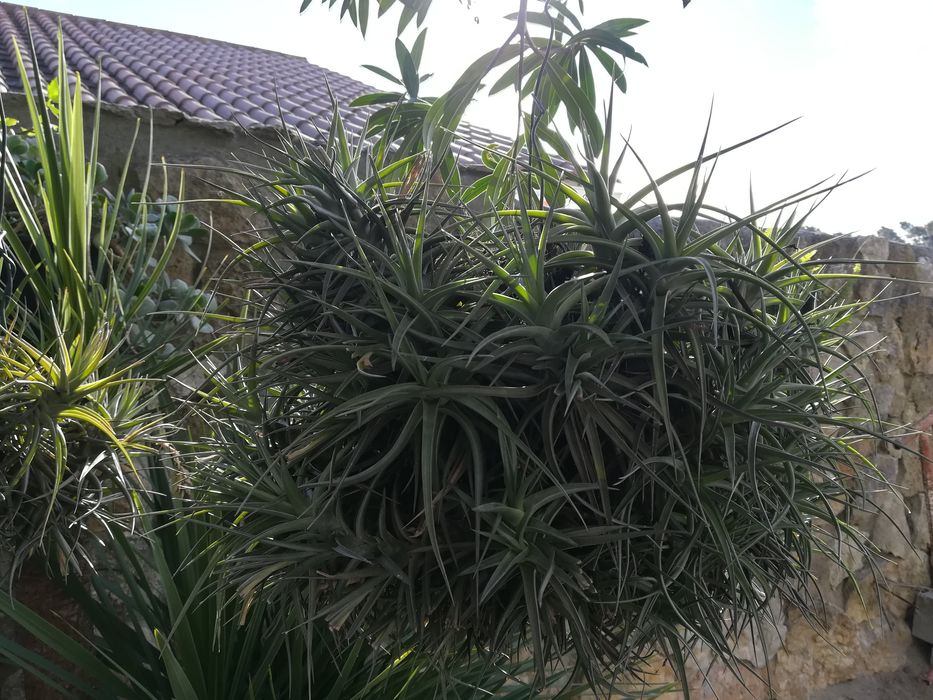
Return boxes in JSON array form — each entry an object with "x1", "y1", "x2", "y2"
[{"x1": 0, "y1": 2, "x2": 509, "y2": 169}]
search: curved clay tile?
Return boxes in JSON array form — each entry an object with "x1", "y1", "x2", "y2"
[{"x1": 0, "y1": 2, "x2": 511, "y2": 169}]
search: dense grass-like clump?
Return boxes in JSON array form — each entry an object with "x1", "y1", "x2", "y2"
[{"x1": 202, "y1": 119, "x2": 890, "y2": 692}]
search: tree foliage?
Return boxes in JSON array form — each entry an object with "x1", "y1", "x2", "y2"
[
  {"x1": 878, "y1": 220, "x2": 933, "y2": 246},
  {"x1": 302, "y1": 0, "x2": 692, "y2": 37},
  {"x1": 308, "y1": 0, "x2": 692, "y2": 168}
]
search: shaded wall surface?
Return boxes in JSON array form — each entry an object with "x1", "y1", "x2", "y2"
[{"x1": 3, "y1": 97, "x2": 933, "y2": 699}]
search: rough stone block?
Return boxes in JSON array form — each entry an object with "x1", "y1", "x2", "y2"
[
  {"x1": 912, "y1": 589, "x2": 933, "y2": 644},
  {"x1": 872, "y1": 490, "x2": 915, "y2": 560}
]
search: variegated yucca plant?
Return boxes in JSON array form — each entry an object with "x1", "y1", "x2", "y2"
[{"x1": 0, "y1": 32, "x2": 208, "y2": 575}]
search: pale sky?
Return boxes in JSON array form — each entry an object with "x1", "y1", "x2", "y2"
[{"x1": 20, "y1": 0, "x2": 933, "y2": 236}]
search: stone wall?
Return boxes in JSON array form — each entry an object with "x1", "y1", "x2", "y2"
[
  {"x1": 3, "y1": 96, "x2": 933, "y2": 699},
  {"x1": 601, "y1": 236, "x2": 933, "y2": 699}
]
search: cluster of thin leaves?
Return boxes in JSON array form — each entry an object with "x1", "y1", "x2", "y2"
[
  {"x1": 0, "y1": 33, "x2": 213, "y2": 575},
  {"x1": 199, "y1": 86, "x2": 898, "y2": 695}
]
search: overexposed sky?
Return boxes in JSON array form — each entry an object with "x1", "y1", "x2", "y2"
[{"x1": 21, "y1": 0, "x2": 933, "y2": 236}]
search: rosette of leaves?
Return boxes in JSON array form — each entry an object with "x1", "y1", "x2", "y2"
[{"x1": 0, "y1": 319, "x2": 160, "y2": 573}]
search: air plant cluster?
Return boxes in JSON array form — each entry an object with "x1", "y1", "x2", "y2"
[{"x1": 203, "y1": 95, "x2": 892, "y2": 694}]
